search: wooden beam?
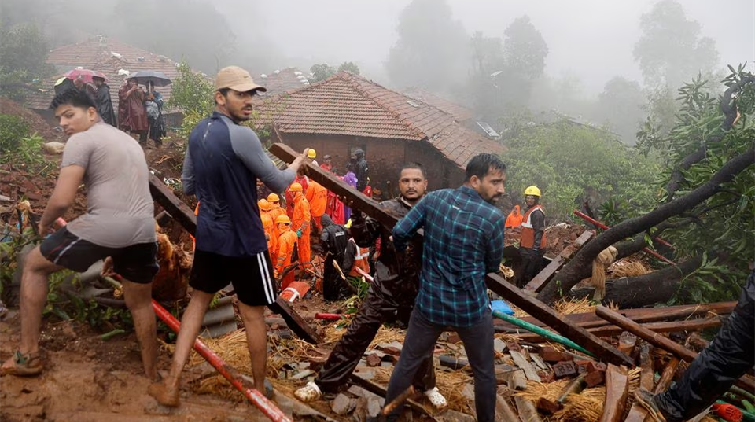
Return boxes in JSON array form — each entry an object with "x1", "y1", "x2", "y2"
[
  {"x1": 507, "y1": 317, "x2": 723, "y2": 343},
  {"x1": 349, "y1": 374, "x2": 428, "y2": 416},
  {"x1": 148, "y1": 173, "x2": 321, "y2": 344},
  {"x1": 487, "y1": 274, "x2": 633, "y2": 367},
  {"x1": 624, "y1": 343, "x2": 654, "y2": 422},
  {"x1": 149, "y1": 173, "x2": 197, "y2": 235},
  {"x1": 595, "y1": 305, "x2": 755, "y2": 392},
  {"x1": 598, "y1": 364, "x2": 629, "y2": 422},
  {"x1": 653, "y1": 357, "x2": 679, "y2": 394},
  {"x1": 494, "y1": 301, "x2": 736, "y2": 333},
  {"x1": 525, "y1": 230, "x2": 594, "y2": 293}
]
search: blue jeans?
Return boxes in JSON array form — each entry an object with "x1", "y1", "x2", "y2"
[{"x1": 384, "y1": 307, "x2": 495, "y2": 422}]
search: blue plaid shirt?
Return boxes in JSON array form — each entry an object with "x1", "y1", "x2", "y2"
[{"x1": 392, "y1": 186, "x2": 505, "y2": 327}]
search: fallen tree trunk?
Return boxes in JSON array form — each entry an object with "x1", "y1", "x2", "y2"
[
  {"x1": 538, "y1": 147, "x2": 755, "y2": 304},
  {"x1": 568, "y1": 255, "x2": 703, "y2": 308}
]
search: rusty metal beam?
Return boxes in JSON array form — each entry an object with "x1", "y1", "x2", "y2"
[
  {"x1": 148, "y1": 173, "x2": 321, "y2": 344},
  {"x1": 525, "y1": 230, "x2": 595, "y2": 293}
]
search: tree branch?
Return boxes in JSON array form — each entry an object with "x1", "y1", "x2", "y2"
[{"x1": 538, "y1": 147, "x2": 755, "y2": 303}]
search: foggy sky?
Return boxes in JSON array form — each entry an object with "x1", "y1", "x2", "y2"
[{"x1": 243, "y1": 0, "x2": 754, "y2": 94}]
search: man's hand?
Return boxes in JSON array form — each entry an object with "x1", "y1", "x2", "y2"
[{"x1": 37, "y1": 222, "x2": 50, "y2": 237}]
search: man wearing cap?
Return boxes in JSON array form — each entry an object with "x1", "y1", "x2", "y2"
[
  {"x1": 148, "y1": 66, "x2": 310, "y2": 407},
  {"x1": 308, "y1": 149, "x2": 319, "y2": 167}
]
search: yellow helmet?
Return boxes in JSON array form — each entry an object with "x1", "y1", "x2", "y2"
[
  {"x1": 524, "y1": 186, "x2": 541, "y2": 197},
  {"x1": 267, "y1": 193, "x2": 280, "y2": 203},
  {"x1": 290, "y1": 182, "x2": 303, "y2": 192},
  {"x1": 307, "y1": 149, "x2": 316, "y2": 159},
  {"x1": 344, "y1": 219, "x2": 353, "y2": 229},
  {"x1": 275, "y1": 214, "x2": 291, "y2": 225},
  {"x1": 258, "y1": 199, "x2": 271, "y2": 211}
]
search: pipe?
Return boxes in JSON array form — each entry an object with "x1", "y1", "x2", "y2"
[
  {"x1": 493, "y1": 310, "x2": 593, "y2": 357},
  {"x1": 573, "y1": 211, "x2": 675, "y2": 265}
]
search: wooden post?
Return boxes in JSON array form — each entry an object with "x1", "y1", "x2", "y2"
[
  {"x1": 598, "y1": 364, "x2": 629, "y2": 422},
  {"x1": 525, "y1": 230, "x2": 594, "y2": 293},
  {"x1": 624, "y1": 343, "x2": 654, "y2": 422}
]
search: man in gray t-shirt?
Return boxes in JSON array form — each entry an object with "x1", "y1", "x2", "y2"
[{"x1": 0, "y1": 89, "x2": 159, "y2": 380}]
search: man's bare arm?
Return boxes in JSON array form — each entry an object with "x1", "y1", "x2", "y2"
[{"x1": 39, "y1": 165, "x2": 85, "y2": 233}]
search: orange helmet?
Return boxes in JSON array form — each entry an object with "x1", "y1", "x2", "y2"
[
  {"x1": 267, "y1": 193, "x2": 280, "y2": 203},
  {"x1": 275, "y1": 214, "x2": 291, "y2": 225},
  {"x1": 258, "y1": 199, "x2": 271, "y2": 211},
  {"x1": 289, "y1": 182, "x2": 303, "y2": 192}
]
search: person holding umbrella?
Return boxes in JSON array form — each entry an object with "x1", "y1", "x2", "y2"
[
  {"x1": 118, "y1": 77, "x2": 148, "y2": 143},
  {"x1": 143, "y1": 81, "x2": 166, "y2": 146}
]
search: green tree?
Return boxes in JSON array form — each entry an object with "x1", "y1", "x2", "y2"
[
  {"x1": 168, "y1": 62, "x2": 214, "y2": 139},
  {"x1": 309, "y1": 64, "x2": 336, "y2": 83},
  {"x1": 595, "y1": 77, "x2": 647, "y2": 145},
  {"x1": 337, "y1": 61, "x2": 360, "y2": 75},
  {"x1": 503, "y1": 121, "x2": 661, "y2": 221},
  {"x1": 634, "y1": 0, "x2": 719, "y2": 90},
  {"x1": 385, "y1": 0, "x2": 468, "y2": 94},
  {"x1": 0, "y1": 22, "x2": 54, "y2": 100}
]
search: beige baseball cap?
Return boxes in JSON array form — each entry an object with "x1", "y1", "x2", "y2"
[{"x1": 214, "y1": 66, "x2": 267, "y2": 93}]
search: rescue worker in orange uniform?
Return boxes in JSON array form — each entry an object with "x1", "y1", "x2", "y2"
[
  {"x1": 258, "y1": 199, "x2": 276, "y2": 262},
  {"x1": 519, "y1": 186, "x2": 546, "y2": 286},
  {"x1": 505, "y1": 204, "x2": 523, "y2": 228},
  {"x1": 275, "y1": 214, "x2": 298, "y2": 290},
  {"x1": 285, "y1": 172, "x2": 309, "y2": 218},
  {"x1": 267, "y1": 193, "x2": 285, "y2": 242},
  {"x1": 306, "y1": 180, "x2": 328, "y2": 232},
  {"x1": 290, "y1": 182, "x2": 312, "y2": 271}
]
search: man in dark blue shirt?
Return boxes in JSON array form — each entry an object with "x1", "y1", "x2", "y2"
[
  {"x1": 149, "y1": 66, "x2": 309, "y2": 407},
  {"x1": 384, "y1": 153, "x2": 506, "y2": 422}
]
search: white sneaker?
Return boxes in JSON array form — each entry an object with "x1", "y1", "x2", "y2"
[
  {"x1": 295, "y1": 381, "x2": 322, "y2": 402},
  {"x1": 424, "y1": 387, "x2": 448, "y2": 409}
]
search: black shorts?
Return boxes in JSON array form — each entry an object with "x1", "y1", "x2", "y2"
[
  {"x1": 40, "y1": 227, "x2": 159, "y2": 285},
  {"x1": 190, "y1": 249, "x2": 277, "y2": 307}
]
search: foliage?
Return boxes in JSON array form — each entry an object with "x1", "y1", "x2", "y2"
[
  {"x1": 641, "y1": 66, "x2": 755, "y2": 304},
  {"x1": 168, "y1": 62, "x2": 215, "y2": 140},
  {"x1": 0, "y1": 114, "x2": 29, "y2": 152},
  {"x1": 0, "y1": 22, "x2": 54, "y2": 101},
  {"x1": 386, "y1": 0, "x2": 468, "y2": 94},
  {"x1": 502, "y1": 121, "x2": 662, "y2": 222},
  {"x1": 310, "y1": 64, "x2": 336, "y2": 83},
  {"x1": 633, "y1": 0, "x2": 719, "y2": 90},
  {"x1": 337, "y1": 61, "x2": 360, "y2": 75}
]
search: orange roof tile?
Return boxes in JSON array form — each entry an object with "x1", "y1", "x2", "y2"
[{"x1": 261, "y1": 72, "x2": 503, "y2": 169}]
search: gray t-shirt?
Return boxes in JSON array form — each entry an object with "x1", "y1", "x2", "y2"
[{"x1": 62, "y1": 122, "x2": 156, "y2": 248}]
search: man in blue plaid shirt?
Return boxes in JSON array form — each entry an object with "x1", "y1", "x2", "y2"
[{"x1": 384, "y1": 153, "x2": 506, "y2": 422}]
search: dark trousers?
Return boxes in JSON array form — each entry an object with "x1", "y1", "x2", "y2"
[
  {"x1": 385, "y1": 308, "x2": 495, "y2": 422},
  {"x1": 655, "y1": 270, "x2": 755, "y2": 421},
  {"x1": 316, "y1": 283, "x2": 436, "y2": 393},
  {"x1": 519, "y1": 247, "x2": 543, "y2": 286}
]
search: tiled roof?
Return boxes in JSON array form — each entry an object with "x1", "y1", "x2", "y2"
[
  {"x1": 23, "y1": 37, "x2": 198, "y2": 111},
  {"x1": 261, "y1": 72, "x2": 504, "y2": 169},
  {"x1": 256, "y1": 68, "x2": 311, "y2": 98},
  {"x1": 403, "y1": 87, "x2": 475, "y2": 123}
]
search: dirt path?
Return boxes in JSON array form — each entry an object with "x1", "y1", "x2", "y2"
[{"x1": 0, "y1": 312, "x2": 271, "y2": 422}]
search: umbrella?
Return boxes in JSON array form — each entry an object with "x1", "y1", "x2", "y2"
[
  {"x1": 63, "y1": 68, "x2": 107, "y2": 83},
  {"x1": 128, "y1": 71, "x2": 171, "y2": 87}
]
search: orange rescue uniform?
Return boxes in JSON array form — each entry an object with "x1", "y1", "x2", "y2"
[
  {"x1": 260, "y1": 211, "x2": 276, "y2": 262},
  {"x1": 306, "y1": 181, "x2": 328, "y2": 230},
  {"x1": 505, "y1": 204, "x2": 523, "y2": 228},
  {"x1": 276, "y1": 228, "x2": 298, "y2": 290},
  {"x1": 292, "y1": 193, "x2": 311, "y2": 269},
  {"x1": 520, "y1": 204, "x2": 546, "y2": 249}
]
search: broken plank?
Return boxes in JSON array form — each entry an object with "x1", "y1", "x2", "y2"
[
  {"x1": 624, "y1": 343, "x2": 654, "y2": 422},
  {"x1": 514, "y1": 396, "x2": 542, "y2": 422},
  {"x1": 269, "y1": 143, "x2": 400, "y2": 229},
  {"x1": 494, "y1": 301, "x2": 736, "y2": 333},
  {"x1": 653, "y1": 357, "x2": 679, "y2": 394},
  {"x1": 149, "y1": 173, "x2": 197, "y2": 235},
  {"x1": 269, "y1": 299, "x2": 322, "y2": 344},
  {"x1": 148, "y1": 174, "x2": 321, "y2": 345},
  {"x1": 349, "y1": 374, "x2": 428, "y2": 416},
  {"x1": 496, "y1": 396, "x2": 522, "y2": 422},
  {"x1": 590, "y1": 307, "x2": 755, "y2": 391},
  {"x1": 510, "y1": 351, "x2": 541, "y2": 382},
  {"x1": 598, "y1": 364, "x2": 629, "y2": 422},
  {"x1": 486, "y1": 274, "x2": 633, "y2": 367},
  {"x1": 509, "y1": 317, "x2": 723, "y2": 343},
  {"x1": 525, "y1": 230, "x2": 594, "y2": 293}
]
